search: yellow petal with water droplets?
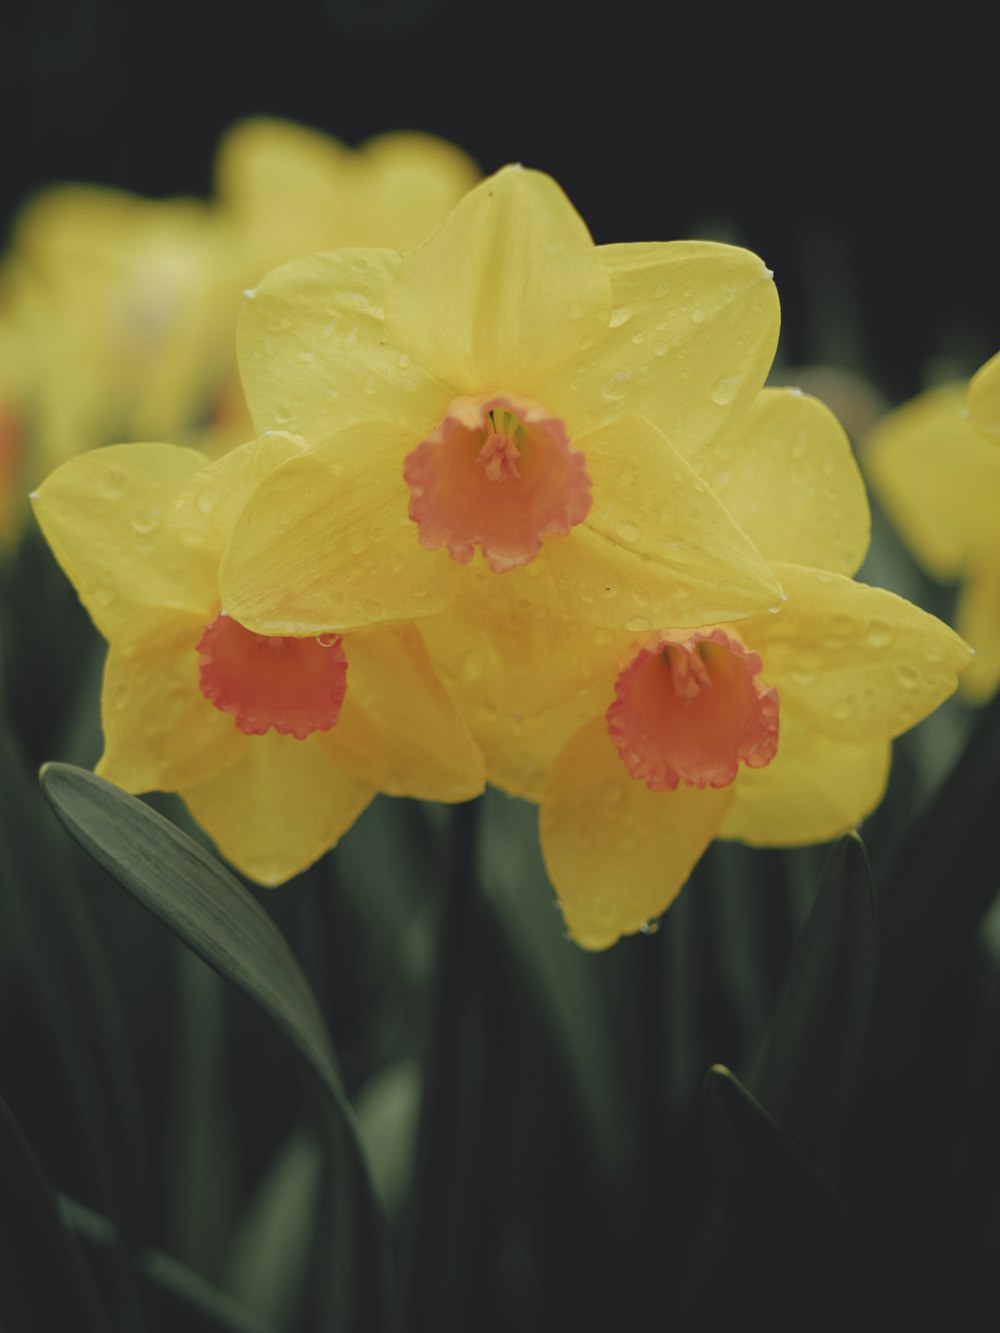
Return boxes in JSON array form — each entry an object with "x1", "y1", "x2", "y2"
[
  {"x1": 96, "y1": 606, "x2": 242, "y2": 793},
  {"x1": 864, "y1": 383, "x2": 1000, "y2": 579},
  {"x1": 238, "y1": 248, "x2": 448, "y2": 443},
  {"x1": 166, "y1": 430, "x2": 307, "y2": 556},
  {"x1": 720, "y1": 709, "x2": 891, "y2": 846},
  {"x1": 419, "y1": 566, "x2": 631, "y2": 721},
  {"x1": 323, "y1": 623, "x2": 484, "y2": 802},
  {"x1": 545, "y1": 416, "x2": 782, "y2": 628},
  {"x1": 698, "y1": 387, "x2": 870, "y2": 576},
  {"x1": 968, "y1": 350, "x2": 1000, "y2": 445},
  {"x1": 182, "y1": 730, "x2": 374, "y2": 887},
  {"x1": 540, "y1": 717, "x2": 733, "y2": 950},
  {"x1": 219, "y1": 423, "x2": 462, "y2": 634},
  {"x1": 386, "y1": 166, "x2": 611, "y2": 391},
  {"x1": 956, "y1": 540, "x2": 1000, "y2": 701},
  {"x1": 31, "y1": 443, "x2": 213, "y2": 639},
  {"x1": 536, "y1": 240, "x2": 778, "y2": 454},
  {"x1": 745, "y1": 563, "x2": 972, "y2": 743},
  {"x1": 474, "y1": 678, "x2": 612, "y2": 802}
]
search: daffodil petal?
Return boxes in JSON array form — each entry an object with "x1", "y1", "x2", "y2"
[
  {"x1": 540, "y1": 717, "x2": 733, "y2": 949},
  {"x1": 324, "y1": 623, "x2": 484, "y2": 801},
  {"x1": 181, "y1": 730, "x2": 374, "y2": 886},
  {"x1": 747, "y1": 563, "x2": 972, "y2": 742},
  {"x1": 956, "y1": 541, "x2": 1000, "y2": 701},
  {"x1": 545, "y1": 416, "x2": 782, "y2": 628},
  {"x1": 345, "y1": 133, "x2": 481, "y2": 251},
  {"x1": 864, "y1": 384, "x2": 1000, "y2": 579},
  {"x1": 219, "y1": 424, "x2": 462, "y2": 634},
  {"x1": 237, "y1": 249, "x2": 448, "y2": 442},
  {"x1": 97, "y1": 607, "x2": 243, "y2": 793},
  {"x1": 720, "y1": 709, "x2": 891, "y2": 846},
  {"x1": 419, "y1": 567, "x2": 631, "y2": 720},
  {"x1": 968, "y1": 350, "x2": 1000, "y2": 445},
  {"x1": 386, "y1": 166, "x2": 611, "y2": 389},
  {"x1": 31, "y1": 443, "x2": 214, "y2": 638},
  {"x1": 697, "y1": 387, "x2": 870, "y2": 576},
  {"x1": 474, "y1": 679, "x2": 612, "y2": 802},
  {"x1": 536, "y1": 240, "x2": 778, "y2": 453},
  {"x1": 166, "y1": 430, "x2": 307, "y2": 554}
]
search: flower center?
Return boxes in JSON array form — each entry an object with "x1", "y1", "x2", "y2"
[
  {"x1": 403, "y1": 391, "x2": 592, "y2": 573},
  {"x1": 606, "y1": 628, "x2": 779, "y2": 791},
  {"x1": 197, "y1": 613, "x2": 348, "y2": 739}
]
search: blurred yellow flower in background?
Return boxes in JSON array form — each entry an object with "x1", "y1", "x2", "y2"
[
  {"x1": 30, "y1": 434, "x2": 484, "y2": 883},
  {"x1": 865, "y1": 364, "x2": 1000, "y2": 700},
  {"x1": 0, "y1": 119, "x2": 479, "y2": 533}
]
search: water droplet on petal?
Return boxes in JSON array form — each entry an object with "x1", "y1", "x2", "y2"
[
  {"x1": 711, "y1": 375, "x2": 744, "y2": 406},
  {"x1": 609, "y1": 306, "x2": 632, "y2": 328}
]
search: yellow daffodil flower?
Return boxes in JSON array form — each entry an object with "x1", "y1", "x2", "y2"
[
  {"x1": 865, "y1": 372, "x2": 1000, "y2": 700},
  {"x1": 215, "y1": 117, "x2": 480, "y2": 288},
  {"x1": 220, "y1": 165, "x2": 789, "y2": 637},
  {"x1": 3, "y1": 119, "x2": 479, "y2": 507},
  {"x1": 413, "y1": 383, "x2": 967, "y2": 949},
  {"x1": 31, "y1": 435, "x2": 485, "y2": 884},
  {"x1": 418, "y1": 386, "x2": 872, "y2": 749},
  {"x1": 538, "y1": 564, "x2": 970, "y2": 949}
]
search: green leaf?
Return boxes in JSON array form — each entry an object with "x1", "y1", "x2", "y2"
[
  {"x1": 874, "y1": 685, "x2": 1000, "y2": 1045},
  {"x1": 748, "y1": 832, "x2": 877, "y2": 1162},
  {"x1": 0, "y1": 714, "x2": 151, "y2": 1325},
  {"x1": 697, "y1": 1066, "x2": 856, "y2": 1322},
  {"x1": 39, "y1": 762, "x2": 394, "y2": 1331},
  {"x1": 62, "y1": 1195, "x2": 273, "y2": 1333},
  {"x1": 704, "y1": 1064, "x2": 842, "y2": 1219},
  {"x1": 0, "y1": 1096, "x2": 110, "y2": 1333}
]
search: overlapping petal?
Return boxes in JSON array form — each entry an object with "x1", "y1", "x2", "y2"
[
  {"x1": 968, "y1": 350, "x2": 1000, "y2": 445},
  {"x1": 536, "y1": 241, "x2": 779, "y2": 453},
  {"x1": 419, "y1": 566, "x2": 629, "y2": 721},
  {"x1": 719, "y1": 710, "x2": 891, "y2": 846},
  {"x1": 864, "y1": 384, "x2": 1000, "y2": 579},
  {"x1": 697, "y1": 387, "x2": 870, "y2": 576},
  {"x1": 181, "y1": 730, "x2": 375, "y2": 886},
  {"x1": 219, "y1": 423, "x2": 462, "y2": 633},
  {"x1": 323, "y1": 623, "x2": 485, "y2": 801},
  {"x1": 746, "y1": 563, "x2": 972, "y2": 742},
  {"x1": 31, "y1": 443, "x2": 214, "y2": 638},
  {"x1": 544, "y1": 416, "x2": 783, "y2": 628},
  {"x1": 97, "y1": 606, "x2": 242, "y2": 793},
  {"x1": 166, "y1": 430, "x2": 307, "y2": 555},
  {"x1": 386, "y1": 166, "x2": 612, "y2": 389},
  {"x1": 540, "y1": 717, "x2": 734, "y2": 949},
  {"x1": 238, "y1": 249, "x2": 447, "y2": 441}
]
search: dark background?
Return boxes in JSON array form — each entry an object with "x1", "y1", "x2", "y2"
[{"x1": 2, "y1": 0, "x2": 996, "y2": 402}]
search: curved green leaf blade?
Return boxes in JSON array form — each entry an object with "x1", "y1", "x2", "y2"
[
  {"x1": 39, "y1": 762, "x2": 393, "y2": 1330},
  {"x1": 748, "y1": 832, "x2": 877, "y2": 1161},
  {"x1": 62, "y1": 1196, "x2": 274, "y2": 1333},
  {"x1": 0, "y1": 1096, "x2": 111, "y2": 1333}
]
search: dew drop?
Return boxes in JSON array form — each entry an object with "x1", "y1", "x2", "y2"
[
  {"x1": 711, "y1": 375, "x2": 744, "y2": 406},
  {"x1": 624, "y1": 615, "x2": 651, "y2": 632},
  {"x1": 691, "y1": 309, "x2": 705, "y2": 324},
  {"x1": 615, "y1": 521, "x2": 641, "y2": 545},
  {"x1": 831, "y1": 698, "x2": 855, "y2": 722},
  {"x1": 129, "y1": 508, "x2": 161, "y2": 535},
  {"x1": 601, "y1": 371, "x2": 631, "y2": 402},
  {"x1": 316, "y1": 632, "x2": 339, "y2": 648},
  {"x1": 898, "y1": 664, "x2": 919, "y2": 688},
  {"x1": 867, "y1": 623, "x2": 892, "y2": 648},
  {"x1": 101, "y1": 468, "x2": 127, "y2": 500},
  {"x1": 609, "y1": 306, "x2": 632, "y2": 328}
]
